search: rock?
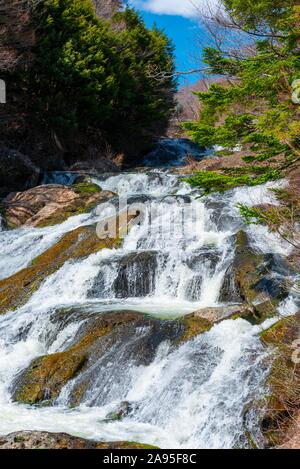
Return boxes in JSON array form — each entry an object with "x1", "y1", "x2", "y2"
[
  {"x1": 70, "y1": 157, "x2": 119, "y2": 173},
  {"x1": 219, "y1": 266, "x2": 242, "y2": 303},
  {"x1": 0, "y1": 224, "x2": 123, "y2": 314},
  {"x1": 113, "y1": 251, "x2": 158, "y2": 298},
  {"x1": 178, "y1": 314, "x2": 212, "y2": 343},
  {"x1": 3, "y1": 182, "x2": 115, "y2": 228},
  {"x1": 11, "y1": 309, "x2": 213, "y2": 406},
  {"x1": 88, "y1": 251, "x2": 159, "y2": 299},
  {"x1": 0, "y1": 146, "x2": 40, "y2": 197},
  {"x1": 228, "y1": 231, "x2": 290, "y2": 323},
  {"x1": 185, "y1": 248, "x2": 222, "y2": 301},
  {"x1": 12, "y1": 311, "x2": 143, "y2": 404},
  {"x1": 0, "y1": 432, "x2": 158, "y2": 449},
  {"x1": 190, "y1": 304, "x2": 255, "y2": 324},
  {"x1": 105, "y1": 401, "x2": 132, "y2": 421},
  {"x1": 259, "y1": 313, "x2": 300, "y2": 447}
]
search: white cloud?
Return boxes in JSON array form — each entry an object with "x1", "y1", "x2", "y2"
[{"x1": 131, "y1": 0, "x2": 202, "y2": 18}]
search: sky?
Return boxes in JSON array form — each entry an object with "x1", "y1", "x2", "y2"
[{"x1": 130, "y1": 1, "x2": 213, "y2": 85}]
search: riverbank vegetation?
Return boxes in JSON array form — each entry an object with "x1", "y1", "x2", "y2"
[
  {"x1": 184, "y1": 0, "x2": 300, "y2": 194},
  {"x1": 0, "y1": 0, "x2": 176, "y2": 170}
]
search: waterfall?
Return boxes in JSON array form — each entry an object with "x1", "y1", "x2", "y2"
[{"x1": 0, "y1": 145, "x2": 297, "y2": 448}]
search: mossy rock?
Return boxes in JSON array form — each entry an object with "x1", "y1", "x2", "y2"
[
  {"x1": 12, "y1": 309, "x2": 214, "y2": 406},
  {"x1": 72, "y1": 182, "x2": 102, "y2": 194},
  {"x1": 12, "y1": 311, "x2": 144, "y2": 404},
  {"x1": 259, "y1": 313, "x2": 300, "y2": 447},
  {"x1": 3, "y1": 183, "x2": 116, "y2": 229},
  {"x1": 260, "y1": 315, "x2": 297, "y2": 346},
  {"x1": 0, "y1": 224, "x2": 122, "y2": 314},
  {"x1": 0, "y1": 432, "x2": 159, "y2": 449},
  {"x1": 231, "y1": 231, "x2": 288, "y2": 324},
  {"x1": 178, "y1": 314, "x2": 212, "y2": 343}
]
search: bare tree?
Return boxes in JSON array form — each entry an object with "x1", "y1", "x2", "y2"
[{"x1": 0, "y1": 0, "x2": 36, "y2": 71}]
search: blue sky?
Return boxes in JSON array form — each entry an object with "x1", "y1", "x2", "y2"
[{"x1": 130, "y1": 1, "x2": 212, "y2": 85}]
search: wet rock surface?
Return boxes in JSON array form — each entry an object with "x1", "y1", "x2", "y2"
[
  {"x1": 0, "y1": 432, "x2": 157, "y2": 449},
  {"x1": 226, "y1": 231, "x2": 291, "y2": 323},
  {"x1": 0, "y1": 224, "x2": 122, "y2": 314},
  {"x1": 259, "y1": 313, "x2": 300, "y2": 448},
  {"x1": 11, "y1": 308, "x2": 217, "y2": 406}
]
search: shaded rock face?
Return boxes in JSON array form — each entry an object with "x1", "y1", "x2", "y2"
[
  {"x1": 113, "y1": 251, "x2": 158, "y2": 298},
  {"x1": 0, "y1": 432, "x2": 157, "y2": 449},
  {"x1": 219, "y1": 266, "x2": 242, "y2": 303},
  {"x1": 185, "y1": 249, "x2": 222, "y2": 302},
  {"x1": 88, "y1": 251, "x2": 159, "y2": 299},
  {"x1": 221, "y1": 231, "x2": 292, "y2": 323},
  {"x1": 11, "y1": 308, "x2": 215, "y2": 407},
  {"x1": 0, "y1": 146, "x2": 40, "y2": 197},
  {"x1": 3, "y1": 182, "x2": 115, "y2": 228}
]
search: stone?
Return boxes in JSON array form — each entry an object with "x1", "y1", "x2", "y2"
[
  {"x1": 3, "y1": 182, "x2": 115, "y2": 228},
  {"x1": 0, "y1": 431, "x2": 157, "y2": 449}
]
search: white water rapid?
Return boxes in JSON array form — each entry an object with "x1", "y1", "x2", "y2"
[{"x1": 0, "y1": 143, "x2": 298, "y2": 449}]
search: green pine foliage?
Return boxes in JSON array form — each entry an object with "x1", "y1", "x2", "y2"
[
  {"x1": 16, "y1": 0, "x2": 176, "y2": 150},
  {"x1": 183, "y1": 0, "x2": 300, "y2": 194},
  {"x1": 184, "y1": 168, "x2": 281, "y2": 195}
]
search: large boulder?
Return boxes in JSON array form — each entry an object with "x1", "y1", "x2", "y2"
[
  {"x1": 12, "y1": 310, "x2": 185, "y2": 406},
  {"x1": 0, "y1": 224, "x2": 122, "y2": 314},
  {"x1": 3, "y1": 182, "x2": 115, "y2": 228},
  {"x1": 11, "y1": 308, "x2": 215, "y2": 406},
  {"x1": 220, "y1": 231, "x2": 291, "y2": 323},
  {"x1": 0, "y1": 432, "x2": 157, "y2": 449},
  {"x1": 0, "y1": 146, "x2": 40, "y2": 197}
]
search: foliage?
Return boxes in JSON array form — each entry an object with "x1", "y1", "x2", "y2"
[
  {"x1": 183, "y1": 0, "x2": 300, "y2": 182},
  {"x1": 11, "y1": 0, "x2": 176, "y2": 152},
  {"x1": 184, "y1": 168, "x2": 281, "y2": 195}
]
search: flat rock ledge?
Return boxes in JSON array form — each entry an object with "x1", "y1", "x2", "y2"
[{"x1": 0, "y1": 432, "x2": 157, "y2": 450}]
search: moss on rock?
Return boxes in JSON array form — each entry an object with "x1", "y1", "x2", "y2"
[
  {"x1": 178, "y1": 314, "x2": 212, "y2": 344},
  {"x1": 0, "y1": 224, "x2": 122, "y2": 314},
  {"x1": 12, "y1": 308, "x2": 216, "y2": 406},
  {"x1": 232, "y1": 231, "x2": 285, "y2": 324},
  {"x1": 259, "y1": 314, "x2": 300, "y2": 447},
  {"x1": 12, "y1": 311, "x2": 147, "y2": 404},
  {"x1": 0, "y1": 432, "x2": 159, "y2": 449},
  {"x1": 3, "y1": 183, "x2": 115, "y2": 228}
]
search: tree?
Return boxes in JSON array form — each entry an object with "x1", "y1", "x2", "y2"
[
  {"x1": 0, "y1": 0, "x2": 36, "y2": 71},
  {"x1": 3, "y1": 0, "x2": 176, "y2": 160},
  {"x1": 183, "y1": 0, "x2": 300, "y2": 192}
]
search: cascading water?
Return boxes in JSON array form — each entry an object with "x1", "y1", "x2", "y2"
[{"x1": 0, "y1": 142, "x2": 298, "y2": 448}]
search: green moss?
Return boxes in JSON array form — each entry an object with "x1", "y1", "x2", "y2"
[
  {"x1": 13, "y1": 311, "x2": 143, "y2": 405},
  {"x1": 177, "y1": 315, "x2": 212, "y2": 344},
  {"x1": 0, "y1": 225, "x2": 123, "y2": 315},
  {"x1": 72, "y1": 183, "x2": 101, "y2": 194},
  {"x1": 260, "y1": 316, "x2": 295, "y2": 345}
]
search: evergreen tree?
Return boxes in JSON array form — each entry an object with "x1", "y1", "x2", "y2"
[{"x1": 183, "y1": 0, "x2": 300, "y2": 192}]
